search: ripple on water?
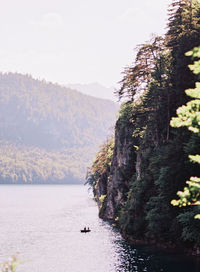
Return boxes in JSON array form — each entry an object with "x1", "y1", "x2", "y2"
[{"x1": 0, "y1": 185, "x2": 199, "y2": 272}]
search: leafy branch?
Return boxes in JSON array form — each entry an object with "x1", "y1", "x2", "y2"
[{"x1": 171, "y1": 46, "x2": 200, "y2": 219}]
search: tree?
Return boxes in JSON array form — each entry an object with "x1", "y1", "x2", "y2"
[
  {"x1": 171, "y1": 46, "x2": 200, "y2": 219},
  {"x1": 166, "y1": 0, "x2": 200, "y2": 110},
  {"x1": 116, "y1": 36, "x2": 165, "y2": 101}
]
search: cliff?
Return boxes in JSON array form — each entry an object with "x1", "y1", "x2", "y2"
[
  {"x1": 96, "y1": 115, "x2": 136, "y2": 220},
  {"x1": 87, "y1": 0, "x2": 200, "y2": 255},
  {"x1": 91, "y1": 103, "x2": 200, "y2": 255}
]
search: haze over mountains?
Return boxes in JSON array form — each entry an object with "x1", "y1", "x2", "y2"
[
  {"x1": 0, "y1": 73, "x2": 118, "y2": 184},
  {"x1": 66, "y1": 83, "x2": 116, "y2": 101}
]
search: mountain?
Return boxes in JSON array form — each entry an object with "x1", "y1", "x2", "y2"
[
  {"x1": 66, "y1": 82, "x2": 117, "y2": 102},
  {"x1": 0, "y1": 73, "x2": 118, "y2": 184}
]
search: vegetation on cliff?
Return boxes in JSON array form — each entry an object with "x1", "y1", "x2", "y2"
[
  {"x1": 87, "y1": 0, "x2": 200, "y2": 250},
  {"x1": 0, "y1": 73, "x2": 118, "y2": 183}
]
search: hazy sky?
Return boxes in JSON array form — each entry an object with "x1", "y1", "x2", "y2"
[{"x1": 0, "y1": 0, "x2": 172, "y2": 96}]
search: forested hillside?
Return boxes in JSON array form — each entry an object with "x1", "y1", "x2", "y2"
[
  {"x1": 0, "y1": 73, "x2": 118, "y2": 183},
  {"x1": 87, "y1": 0, "x2": 200, "y2": 253}
]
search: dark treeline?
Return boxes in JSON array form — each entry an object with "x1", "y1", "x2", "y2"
[
  {"x1": 0, "y1": 73, "x2": 118, "y2": 183},
  {"x1": 87, "y1": 0, "x2": 200, "y2": 252}
]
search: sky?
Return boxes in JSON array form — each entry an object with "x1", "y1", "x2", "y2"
[{"x1": 0, "y1": 0, "x2": 172, "y2": 100}]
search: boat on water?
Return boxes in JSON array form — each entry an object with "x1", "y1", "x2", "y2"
[{"x1": 80, "y1": 228, "x2": 91, "y2": 233}]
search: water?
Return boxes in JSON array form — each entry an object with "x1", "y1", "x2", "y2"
[{"x1": 0, "y1": 185, "x2": 199, "y2": 272}]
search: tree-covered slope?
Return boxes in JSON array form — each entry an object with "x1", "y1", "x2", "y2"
[
  {"x1": 87, "y1": 0, "x2": 200, "y2": 253},
  {"x1": 0, "y1": 73, "x2": 118, "y2": 183}
]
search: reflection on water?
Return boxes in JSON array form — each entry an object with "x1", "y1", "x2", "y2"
[
  {"x1": 113, "y1": 235, "x2": 200, "y2": 272},
  {"x1": 0, "y1": 185, "x2": 199, "y2": 272}
]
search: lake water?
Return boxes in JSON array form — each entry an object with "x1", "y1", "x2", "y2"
[{"x1": 0, "y1": 185, "x2": 199, "y2": 272}]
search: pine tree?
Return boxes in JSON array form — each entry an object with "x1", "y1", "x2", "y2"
[
  {"x1": 166, "y1": 0, "x2": 200, "y2": 109},
  {"x1": 116, "y1": 36, "x2": 165, "y2": 101}
]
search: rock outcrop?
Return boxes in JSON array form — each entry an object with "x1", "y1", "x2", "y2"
[{"x1": 96, "y1": 117, "x2": 136, "y2": 220}]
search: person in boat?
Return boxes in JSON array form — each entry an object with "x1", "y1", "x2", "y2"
[{"x1": 81, "y1": 227, "x2": 91, "y2": 232}]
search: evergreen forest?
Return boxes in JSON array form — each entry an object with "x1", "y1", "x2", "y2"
[
  {"x1": 87, "y1": 0, "x2": 200, "y2": 253},
  {"x1": 0, "y1": 73, "x2": 118, "y2": 183}
]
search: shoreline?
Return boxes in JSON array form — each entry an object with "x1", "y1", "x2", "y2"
[{"x1": 121, "y1": 231, "x2": 200, "y2": 258}]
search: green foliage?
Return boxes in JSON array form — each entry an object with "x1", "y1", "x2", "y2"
[
  {"x1": 171, "y1": 81, "x2": 200, "y2": 134},
  {"x1": 171, "y1": 47, "x2": 200, "y2": 219},
  {"x1": 0, "y1": 140, "x2": 93, "y2": 183},
  {"x1": 0, "y1": 255, "x2": 22, "y2": 272},
  {"x1": 187, "y1": 46, "x2": 200, "y2": 75},
  {"x1": 99, "y1": 194, "x2": 107, "y2": 216},
  {"x1": 171, "y1": 177, "x2": 200, "y2": 207},
  {"x1": 89, "y1": 0, "x2": 200, "y2": 249},
  {"x1": 86, "y1": 136, "x2": 114, "y2": 193},
  {"x1": 117, "y1": 35, "x2": 165, "y2": 101},
  {"x1": 99, "y1": 194, "x2": 107, "y2": 203},
  {"x1": 117, "y1": 102, "x2": 133, "y2": 124},
  {"x1": 177, "y1": 209, "x2": 200, "y2": 243}
]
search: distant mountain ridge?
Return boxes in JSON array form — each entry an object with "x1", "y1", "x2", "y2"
[
  {"x1": 0, "y1": 73, "x2": 118, "y2": 184},
  {"x1": 66, "y1": 82, "x2": 116, "y2": 102}
]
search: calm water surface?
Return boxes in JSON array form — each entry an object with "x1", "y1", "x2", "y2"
[{"x1": 0, "y1": 185, "x2": 199, "y2": 272}]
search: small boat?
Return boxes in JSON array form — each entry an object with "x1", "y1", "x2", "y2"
[{"x1": 80, "y1": 229, "x2": 91, "y2": 233}]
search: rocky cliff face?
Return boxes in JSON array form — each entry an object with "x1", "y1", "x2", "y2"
[{"x1": 95, "y1": 117, "x2": 136, "y2": 220}]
